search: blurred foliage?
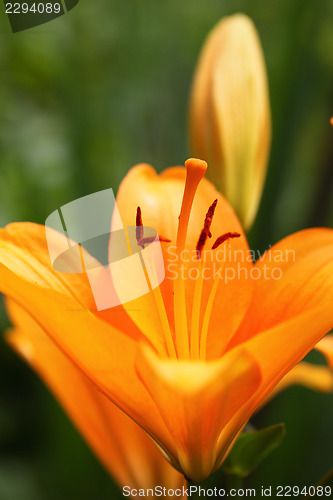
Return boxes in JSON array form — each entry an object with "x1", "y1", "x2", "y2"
[{"x1": 0, "y1": 0, "x2": 333, "y2": 498}]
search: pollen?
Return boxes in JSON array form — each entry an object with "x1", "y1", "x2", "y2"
[
  {"x1": 196, "y1": 199, "x2": 218, "y2": 259},
  {"x1": 135, "y1": 206, "x2": 171, "y2": 248},
  {"x1": 212, "y1": 232, "x2": 241, "y2": 249},
  {"x1": 139, "y1": 235, "x2": 171, "y2": 246},
  {"x1": 136, "y1": 206, "x2": 144, "y2": 247}
]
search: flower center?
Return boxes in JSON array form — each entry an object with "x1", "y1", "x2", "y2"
[{"x1": 135, "y1": 158, "x2": 240, "y2": 361}]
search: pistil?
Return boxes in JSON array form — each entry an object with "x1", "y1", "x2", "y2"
[{"x1": 174, "y1": 158, "x2": 207, "y2": 358}]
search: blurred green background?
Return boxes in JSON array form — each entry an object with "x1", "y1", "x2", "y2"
[{"x1": 0, "y1": 0, "x2": 333, "y2": 498}]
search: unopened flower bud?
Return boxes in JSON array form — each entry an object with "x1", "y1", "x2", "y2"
[{"x1": 189, "y1": 14, "x2": 271, "y2": 230}]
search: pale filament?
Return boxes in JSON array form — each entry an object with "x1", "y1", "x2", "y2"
[
  {"x1": 199, "y1": 262, "x2": 225, "y2": 360},
  {"x1": 143, "y1": 258, "x2": 177, "y2": 358},
  {"x1": 190, "y1": 258, "x2": 204, "y2": 360}
]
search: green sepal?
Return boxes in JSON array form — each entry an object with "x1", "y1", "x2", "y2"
[{"x1": 222, "y1": 423, "x2": 285, "y2": 478}]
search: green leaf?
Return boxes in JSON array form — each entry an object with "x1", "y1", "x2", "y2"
[{"x1": 222, "y1": 424, "x2": 285, "y2": 478}]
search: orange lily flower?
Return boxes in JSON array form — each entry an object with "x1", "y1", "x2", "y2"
[
  {"x1": 1, "y1": 158, "x2": 333, "y2": 482},
  {"x1": 5, "y1": 299, "x2": 186, "y2": 495}
]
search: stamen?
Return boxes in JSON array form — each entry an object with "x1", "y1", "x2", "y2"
[
  {"x1": 196, "y1": 199, "x2": 217, "y2": 259},
  {"x1": 174, "y1": 158, "x2": 207, "y2": 358},
  {"x1": 152, "y1": 284, "x2": 177, "y2": 358},
  {"x1": 199, "y1": 268, "x2": 223, "y2": 360},
  {"x1": 212, "y1": 232, "x2": 241, "y2": 249},
  {"x1": 190, "y1": 259, "x2": 204, "y2": 359},
  {"x1": 139, "y1": 236, "x2": 171, "y2": 246},
  {"x1": 136, "y1": 206, "x2": 171, "y2": 248},
  {"x1": 330, "y1": 117, "x2": 333, "y2": 126},
  {"x1": 191, "y1": 199, "x2": 217, "y2": 358},
  {"x1": 143, "y1": 264, "x2": 177, "y2": 358},
  {"x1": 134, "y1": 208, "x2": 176, "y2": 358},
  {"x1": 199, "y1": 232, "x2": 241, "y2": 359},
  {"x1": 136, "y1": 207, "x2": 144, "y2": 247}
]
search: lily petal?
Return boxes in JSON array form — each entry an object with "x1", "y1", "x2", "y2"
[
  {"x1": 6, "y1": 300, "x2": 185, "y2": 491},
  {"x1": 0, "y1": 223, "x2": 94, "y2": 306},
  {"x1": 0, "y1": 260, "x2": 176, "y2": 460},
  {"x1": 244, "y1": 307, "x2": 333, "y2": 408},
  {"x1": 268, "y1": 362, "x2": 333, "y2": 399},
  {"x1": 315, "y1": 334, "x2": 333, "y2": 369},
  {"x1": 0, "y1": 223, "x2": 142, "y2": 341},
  {"x1": 214, "y1": 307, "x2": 333, "y2": 470},
  {"x1": 228, "y1": 228, "x2": 333, "y2": 348},
  {"x1": 136, "y1": 344, "x2": 261, "y2": 481}
]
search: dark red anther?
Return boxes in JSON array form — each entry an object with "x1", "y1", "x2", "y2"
[
  {"x1": 135, "y1": 206, "x2": 170, "y2": 249},
  {"x1": 196, "y1": 199, "x2": 218, "y2": 259},
  {"x1": 139, "y1": 236, "x2": 171, "y2": 246},
  {"x1": 136, "y1": 206, "x2": 144, "y2": 246},
  {"x1": 212, "y1": 232, "x2": 241, "y2": 250}
]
